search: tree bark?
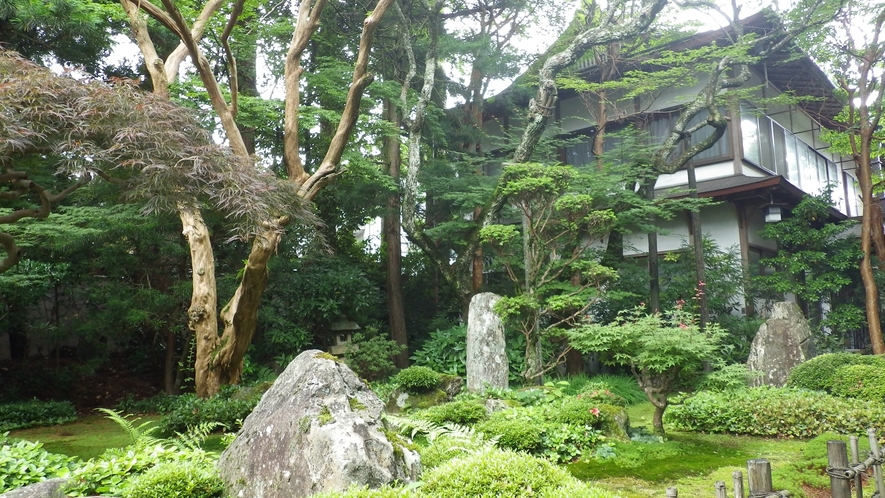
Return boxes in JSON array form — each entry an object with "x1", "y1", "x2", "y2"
[
  {"x1": 383, "y1": 98, "x2": 409, "y2": 368},
  {"x1": 178, "y1": 205, "x2": 220, "y2": 399}
]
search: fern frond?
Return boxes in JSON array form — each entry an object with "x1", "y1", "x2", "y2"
[
  {"x1": 97, "y1": 408, "x2": 161, "y2": 447},
  {"x1": 173, "y1": 421, "x2": 224, "y2": 452}
]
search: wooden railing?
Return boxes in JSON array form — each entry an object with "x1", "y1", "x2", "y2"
[{"x1": 667, "y1": 428, "x2": 885, "y2": 497}]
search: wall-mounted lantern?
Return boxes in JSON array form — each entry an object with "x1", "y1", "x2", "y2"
[{"x1": 764, "y1": 204, "x2": 783, "y2": 223}]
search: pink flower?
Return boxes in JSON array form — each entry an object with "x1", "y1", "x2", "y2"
[
  {"x1": 590, "y1": 407, "x2": 601, "y2": 417},
  {"x1": 679, "y1": 323, "x2": 689, "y2": 329}
]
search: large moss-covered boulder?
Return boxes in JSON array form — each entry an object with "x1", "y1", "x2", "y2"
[
  {"x1": 218, "y1": 350, "x2": 420, "y2": 498},
  {"x1": 747, "y1": 302, "x2": 816, "y2": 387}
]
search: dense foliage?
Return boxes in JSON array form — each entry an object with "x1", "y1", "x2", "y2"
[
  {"x1": 0, "y1": 434, "x2": 77, "y2": 493},
  {"x1": 393, "y1": 367, "x2": 443, "y2": 392},
  {"x1": 0, "y1": 400, "x2": 77, "y2": 431},
  {"x1": 786, "y1": 353, "x2": 885, "y2": 393},
  {"x1": 666, "y1": 387, "x2": 885, "y2": 437}
]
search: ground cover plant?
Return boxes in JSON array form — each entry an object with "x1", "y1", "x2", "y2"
[
  {"x1": 665, "y1": 386, "x2": 885, "y2": 437},
  {"x1": 0, "y1": 400, "x2": 78, "y2": 431},
  {"x1": 7, "y1": 372, "x2": 885, "y2": 498}
]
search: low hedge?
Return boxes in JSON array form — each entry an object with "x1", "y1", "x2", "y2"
[
  {"x1": 0, "y1": 400, "x2": 77, "y2": 431},
  {"x1": 786, "y1": 353, "x2": 885, "y2": 393},
  {"x1": 831, "y1": 364, "x2": 885, "y2": 402},
  {"x1": 666, "y1": 387, "x2": 885, "y2": 438}
]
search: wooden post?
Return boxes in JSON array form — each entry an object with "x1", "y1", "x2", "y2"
[
  {"x1": 868, "y1": 428, "x2": 885, "y2": 497},
  {"x1": 827, "y1": 440, "x2": 851, "y2": 498},
  {"x1": 850, "y1": 436, "x2": 862, "y2": 498},
  {"x1": 666, "y1": 487, "x2": 678, "y2": 497},
  {"x1": 714, "y1": 480, "x2": 727, "y2": 498},
  {"x1": 733, "y1": 470, "x2": 744, "y2": 498},
  {"x1": 747, "y1": 459, "x2": 773, "y2": 495}
]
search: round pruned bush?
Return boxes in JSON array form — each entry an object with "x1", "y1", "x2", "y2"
[
  {"x1": 832, "y1": 364, "x2": 885, "y2": 402},
  {"x1": 546, "y1": 396, "x2": 607, "y2": 427},
  {"x1": 157, "y1": 392, "x2": 258, "y2": 435},
  {"x1": 666, "y1": 387, "x2": 885, "y2": 438},
  {"x1": 578, "y1": 375, "x2": 647, "y2": 406},
  {"x1": 418, "y1": 434, "x2": 493, "y2": 470},
  {"x1": 576, "y1": 385, "x2": 628, "y2": 407},
  {"x1": 121, "y1": 461, "x2": 223, "y2": 498},
  {"x1": 418, "y1": 400, "x2": 487, "y2": 425},
  {"x1": 419, "y1": 448, "x2": 615, "y2": 498},
  {"x1": 786, "y1": 353, "x2": 885, "y2": 393},
  {"x1": 0, "y1": 399, "x2": 78, "y2": 431},
  {"x1": 476, "y1": 411, "x2": 544, "y2": 452},
  {"x1": 314, "y1": 486, "x2": 413, "y2": 498},
  {"x1": 393, "y1": 366, "x2": 442, "y2": 392}
]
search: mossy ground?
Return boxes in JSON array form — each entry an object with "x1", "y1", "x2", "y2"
[
  {"x1": 7, "y1": 413, "x2": 226, "y2": 460},
  {"x1": 567, "y1": 403, "x2": 841, "y2": 498},
  {"x1": 8, "y1": 414, "x2": 162, "y2": 460},
  {"x1": 5, "y1": 401, "x2": 861, "y2": 497}
]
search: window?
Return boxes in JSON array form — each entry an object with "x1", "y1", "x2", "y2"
[
  {"x1": 741, "y1": 104, "x2": 844, "y2": 202},
  {"x1": 563, "y1": 108, "x2": 732, "y2": 167}
]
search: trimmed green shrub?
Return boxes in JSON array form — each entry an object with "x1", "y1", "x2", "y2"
[
  {"x1": 418, "y1": 434, "x2": 492, "y2": 470},
  {"x1": 476, "y1": 412, "x2": 544, "y2": 452},
  {"x1": 121, "y1": 461, "x2": 223, "y2": 498},
  {"x1": 0, "y1": 435, "x2": 78, "y2": 493},
  {"x1": 116, "y1": 394, "x2": 181, "y2": 415},
  {"x1": 576, "y1": 386, "x2": 628, "y2": 407},
  {"x1": 315, "y1": 486, "x2": 413, "y2": 498},
  {"x1": 666, "y1": 387, "x2": 885, "y2": 438},
  {"x1": 418, "y1": 400, "x2": 487, "y2": 425},
  {"x1": 786, "y1": 353, "x2": 885, "y2": 393},
  {"x1": 546, "y1": 396, "x2": 606, "y2": 426},
  {"x1": 0, "y1": 400, "x2": 78, "y2": 431},
  {"x1": 393, "y1": 366, "x2": 442, "y2": 392},
  {"x1": 158, "y1": 392, "x2": 258, "y2": 435},
  {"x1": 832, "y1": 364, "x2": 885, "y2": 401},
  {"x1": 420, "y1": 448, "x2": 616, "y2": 498},
  {"x1": 578, "y1": 374, "x2": 647, "y2": 406}
]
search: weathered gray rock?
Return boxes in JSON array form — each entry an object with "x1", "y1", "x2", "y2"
[
  {"x1": 385, "y1": 374, "x2": 463, "y2": 414},
  {"x1": 218, "y1": 350, "x2": 420, "y2": 498},
  {"x1": 466, "y1": 293, "x2": 508, "y2": 392},
  {"x1": 747, "y1": 302, "x2": 817, "y2": 387},
  {"x1": 0, "y1": 478, "x2": 67, "y2": 498}
]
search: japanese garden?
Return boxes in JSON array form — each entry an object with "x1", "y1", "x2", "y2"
[{"x1": 3, "y1": 0, "x2": 885, "y2": 496}]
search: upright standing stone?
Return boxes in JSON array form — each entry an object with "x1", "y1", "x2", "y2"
[
  {"x1": 747, "y1": 302, "x2": 816, "y2": 387},
  {"x1": 467, "y1": 292, "x2": 508, "y2": 392},
  {"x1": 218, "y1": 350, "x2": 420, "y2": 498}
]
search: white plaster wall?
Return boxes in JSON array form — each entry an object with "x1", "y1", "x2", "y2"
[
  {"x1": 747, "y1": 208, "x2": 777, "y2": 250},
  {"x1": 656, "y1": 161, "x2": 736, "y2": 188},
  {"x1": 623, "y1": 202, "x2": 741, "y2": 256}
]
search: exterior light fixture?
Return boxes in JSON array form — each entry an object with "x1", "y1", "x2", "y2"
[{"x1": 764, "y1": 205, "x2": 783, "y2": 223}]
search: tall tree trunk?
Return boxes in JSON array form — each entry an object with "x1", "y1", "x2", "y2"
[
  {"x1": 646, "y1": 179, "x2": 660, "y2": 312},
  {"x1": 857, "y1": 145, "x2": 885, "y2": 354},
  {"x1": 383, "y1": 98, "x2": 409, "y2": 368},
  {"x1": 686, "y1": 162, "x2": 708, "y2": 329},
  {"x1": 178, "y1": 205, "x2": 220, "y2": 398}
]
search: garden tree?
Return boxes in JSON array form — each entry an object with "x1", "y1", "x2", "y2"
[
  {"x1": 0, "y1": 51, "x2": 310, "y2": 387},
  {"x1": 117, "y1": 0, "x2": 396, "y2": 396},
  {"x1": 753, "y1": 192, "x2": 864, "y2": 350},
  {"x1": 0, "y1": 0, "x2": 124, "y2": 76},
  {"x1": 400, "y1": 0, "x2": 669, "y2": 317},
  {"x1": 479, "y1": 163, "x2": 616, "y2": 383},
  {"x1": 800, "y1": 0, "x2": 885, "y2": 354},
  {"x1": 566, "y1": 306, "x2": 727, "y2": 434},
  {"x1": 570, "y1": 2, "x2": 834, "y2": 315},
  {"x1": 2, "y1": 202, "x2": 194, "y2": 393}
]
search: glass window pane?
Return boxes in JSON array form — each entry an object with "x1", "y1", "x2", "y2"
[
  {"x1": 759, "y1": 116, "x2": 774, "y2": 171},
  {"x1": 786, "y1": 135, "x2": 799, "y2": 183},
  {"x1": 773, "y1": 124, "x2": 787, "y2": 176},
  {"x1": 742, "y1": 112, "x2": 761, "y2": 165}
]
